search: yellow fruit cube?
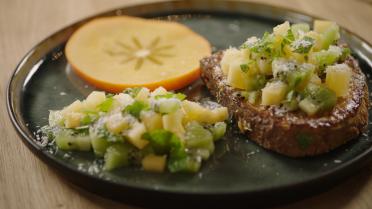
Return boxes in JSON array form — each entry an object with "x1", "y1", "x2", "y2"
[
  {"x1": 135, "y1": 88, "x2": 150, "y2": 103},
  {"x1": 305, "y1": 31, "x2": 322, "y2": 51},
  {"x1": 142, "y1": 154, "x2": 166, "y2": 173},
  {"x1": 257, "y1": 58, "x2": 272, "y2": 75},
  {"x1": 182, "y1": 100, "x2": 228, "y2": 124},
  {"x1": 162, "y1": 110, "x2": 185, "y2": 138},
  {"x1": 64, "y1": 112, "x2": 84, "y2": 128},
  {"x1": 150, "y1": 87, "x2": 168, "y2": 97},
  {"x1": 105, "y1": 114, "x2": 131, "y2": 134},
  {"x1": 126, "y1": 122, "x2": 149, "y2": 149},
  {"x1": 140, "y1": 111, "x2": 163, "y2": 131},
  {"x1": 210, "y1": 107, "x2": 229, "y2": 123},
  {"x1": 61, "y1": 100, "x2": 83, "y2": 117},
  {"x1": 261, "y1": 81, "x2": 288, "y2": 105},
  {"x1": 227, "y1": 60, "x2": 250, "y2": 89},
  {"x1": 309, "y1": 74, "x2": 322, "y2": 85},
  {"x1": 113, "y1": 93, "x2": 134, "y2": 107},
  {"x1": 182, "y1": 100, "x2": 207, "y2": 122},
  {"x1": 314, "y1": 20, "x2": 337, "y2": 33},
  {"x1": 273, "y1": 21, "x2": 290, "y2": 36},
  {"x1": 220, "y1": 48, "x2": 244, "y2": 75},
  {"x1": 83, "y1": 91, "x2": 106, "y2": 111},
  {"x1": 326, "y1": 63, "x2": 352, "y2": 97}
]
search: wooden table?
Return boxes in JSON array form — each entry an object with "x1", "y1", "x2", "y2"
[{"x1": 1, "y1": 0, "x2": 372, "y2": 208}]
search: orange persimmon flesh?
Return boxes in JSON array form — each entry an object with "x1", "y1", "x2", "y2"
[{"x1": 65, "y1": 16, "x2": 211, "y2": 92}]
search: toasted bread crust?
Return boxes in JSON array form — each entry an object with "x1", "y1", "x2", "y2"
[{"x1": 200, "y1": 52, "x2": 368, "y2": 157}]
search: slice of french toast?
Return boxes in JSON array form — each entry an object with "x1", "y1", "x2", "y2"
[{"x1": 200, "y1": 51, "x2": 368, "y2": 157}]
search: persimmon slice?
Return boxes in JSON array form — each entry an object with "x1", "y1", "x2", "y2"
[{"x1": 65, "y1": 16, "x2": 211, "y2": 92}]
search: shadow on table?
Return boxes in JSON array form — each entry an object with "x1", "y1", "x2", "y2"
[
  {"x1": 52, "y1": 164, "x2": 372, "y2": 209},
  {"x1": 276, "y1": 166, "x2": 372, "y2": 209}
]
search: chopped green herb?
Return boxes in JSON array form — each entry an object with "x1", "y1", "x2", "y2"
[
  {"x1": 124, "y1": 100, "x2": 149, "y2": 118},
  {"x1": 98, "y1": 97, "x2": 114, "y2": 112},
  {"x1": 296, "y1": 133, "x2": 313, "y2": 149},
  {"x1": 250, "y1": 32, "x2": 275, "y2": 55},
  {"x1": 340, "y1": 47, "x2": 351, "y2": 61},
  {"x1": 283, "y1": 29, "x2": 295, "y2": 45},
  {"x1": 80, "y1": 111, "x2": 99, "y2": 125},
  {"x1": 249, "y1": 74, "x2": 267, "y2": 91},
  {"x1": 240, "y1": 64, "x2": 249, "y2": 73}
]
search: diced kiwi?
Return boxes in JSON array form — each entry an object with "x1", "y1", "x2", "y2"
[
  {"x1": 209, "y1": 122, "x2": 227, "y2": 141},
  {"x1": 191, "y1": 149, "x2": 211, "y2": 160},
  {"x1": 286, "y1": 64, "x2": 314, "y2": 90},
  {"x1": 55, "y1": 131, "x2": 91, "y2": 151},
  {"x1": 140, "y1": 111, "x2": 163, "y2": 131},
  {"x1": 299, "y1": 98, "x2": 319, "y2": 116},
  {"x1": 154, "y1": 98, "x2": 181, "y2": 114},
  {"x1": 282, "y1": 90, "x2": 299, "y2": 111},
  {"x1": 167, "y1": 156, "x2": 201, "y2": 173},
  {"x1": 309, "y1": 46, "x2": 342, "y2": 70},
  {"x1": 91, "y1": 137, "x2": 111, "y2": 157},
  {"x1": 143, "y1": 129, "x2": 174, "y2": 155},
  {"x1": 162, "y1": 110, "x2": 185, "y2": 137},
  {"x1": 247, "y1": 74, "x2": 267, "y2": 91},
  {"x1": 103, "y1": 143, "x2": 130, "y2": 171},
  {"x1": 314, "y1": 86, "x2": 337, "y2": 111},
  {"x1": 185, "y1": 122, "x2": 214, "y2": 152},
  {"x1": 320, "y1": 25, "x2": 340, "y2": 50},
  {"x1": 300, "y1": 84, "x2": 337, "y2": 115}
]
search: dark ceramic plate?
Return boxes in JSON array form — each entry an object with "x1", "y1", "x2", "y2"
[{"x1": 7, "y1": 1, "x2": 372, "y2": 208}]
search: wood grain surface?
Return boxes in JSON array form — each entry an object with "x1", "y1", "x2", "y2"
[{"x1": 1, "y1": 0, "x2": 372, "y2": 208}]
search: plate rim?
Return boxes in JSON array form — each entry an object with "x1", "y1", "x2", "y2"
[{"x1": 6, "y1": 0, "x2": 372, "y2": 203}]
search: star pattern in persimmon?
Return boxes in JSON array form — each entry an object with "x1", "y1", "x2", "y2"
[{"x1": 105, "y1": 36, "x2": 174, "y2": 70}]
